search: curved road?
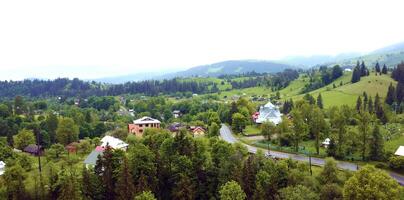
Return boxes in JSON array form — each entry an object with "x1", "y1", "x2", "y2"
[{"x1": 220, "y1": 124, "x2": 404, "y2": 185}]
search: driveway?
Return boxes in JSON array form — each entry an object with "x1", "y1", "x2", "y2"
[{"x1": 220, "y1": 124, "x2": 404, "y2": 185}]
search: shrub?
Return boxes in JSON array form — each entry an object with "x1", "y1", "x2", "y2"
[{"x1": 389, "y1": 156, "x2": 404, "y2": 170}]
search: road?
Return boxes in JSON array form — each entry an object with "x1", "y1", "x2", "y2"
[{"x1": 220, "y1": 124, "x2": 404, "y2": 185}]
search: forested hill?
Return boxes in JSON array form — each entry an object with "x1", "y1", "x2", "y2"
[
  {"x1": 161, "y1": 60, "x2": 294, "y2": 78},
  {"x1": 0, "y1": 69, "x2": 299, "y2": 99}
]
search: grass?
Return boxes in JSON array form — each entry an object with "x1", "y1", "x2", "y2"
[{"x1": 244, "y1": 125, "x2": 261, "y2": 136}]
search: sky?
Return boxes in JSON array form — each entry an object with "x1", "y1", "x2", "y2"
[{"x1": 0, "y1": 0, "x2": 404, "y2": 80}]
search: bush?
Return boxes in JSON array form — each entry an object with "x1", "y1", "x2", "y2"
[{"x1": 389, "y1": 156, "x2": 404, "y2": 170}]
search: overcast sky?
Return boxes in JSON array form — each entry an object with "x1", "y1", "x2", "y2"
[{"x1": 0, "y1": 0, "x2": 403, "y2": 80}]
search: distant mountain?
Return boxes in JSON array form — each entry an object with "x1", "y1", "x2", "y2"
[
  {"x1": 328, "y1": 41, "x2": 404, "y2": 68},
  {"x1": 160, "y1": 60, "x2": 295, "y2": 78},
  {"x1": 92, "y1": 71, "x2": 170, "y2": 84},
  {"x1": 371, "y1": 41, "x2": 404, "y2": 54},
  {"x1": 279, "y1": 53, "x2": 362, "y2": 67}
]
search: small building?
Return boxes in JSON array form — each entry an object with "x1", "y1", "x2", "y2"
[
  {"x1": 255, "y1": 101, "x2": 282, "y2": 125},
  {"x1": 168, "y1": 122, "x2": 184, "y2": 132},
  {"x1": 100, "y1": 135, "x2": 128, "y2": 150},
  {"x1": 66, "y1": 142, "x2": 79, "y2": 154},
  {"x1": 128, "y1": 116, "x2": 161, "y2": 137},
  {"x1": 0, "y1": 161, "x2": 5, "y2": 176},
  {"x1": 191, "y1": 126, "x2": 205, "y2": 137},
  {"x1": 344, "y1": 68, "x2": 352, "y2": 72},
  {"x1": 322, "y1": 138, "x2": 331, "y2": 148},
  {"x1": 172, "y1": 110, "x2": 182, "y2": 118},
  {"x1": 394, "y1": 146, "x2": 404, "y2": 156},
  {"x1": 23, "y1": 145, "x2": 44, "y2": 156},
  {"x1": 252, "y1": 112, "x2": 259, "y2": 122}
]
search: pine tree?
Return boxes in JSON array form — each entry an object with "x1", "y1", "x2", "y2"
[
  {"x1": 351, "y1": 63, "x2": 361, "y2": 83},
  {"x1": 317, "y1": 93, "x2": 324, "y2": 109},
  {"x1": 241, "y1": 155, "x2": 257, "y2": 199},
  {"x1": 385, "y1": 83, "x2": 396, "y2": 105},
  {"x1": 382, "y1": 64, "x2": 388, "y2": 74},
  {"x1": 360, "y1": 61, "x2": 368, "y2": 76},
  {"x1": 368, "y1": 96, "x2": 374, "y2": 113},
  {"x1": 375, "y1": 62, "x2": 381, "y2": 73},
  {"x1": 369, "y1": 125, "x2": 384, "y2": 161},
  {"x1": 115, "y1": 156, "x2": 135, "y2": 200},
  {"x1": 356, "y1": 96, "x2": 362, "y2": 112},
  {"x1": 102, "y1": 145, "x2": 116, "y2": 200},
  {"x1": 363, "y1": 92, "x2": 368, "y2": 111}
]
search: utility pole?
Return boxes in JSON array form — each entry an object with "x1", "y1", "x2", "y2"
[{"x1": 309, "y1": 153, "x2": 312, "y2": 176}]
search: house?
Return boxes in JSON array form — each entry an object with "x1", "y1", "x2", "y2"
[
  {"x1": 172, "y1": 110, "x2": 182, "y2": 118},
  {"x1": 191, "y1": 126, "x2": 205, "y2": 137},
  {"x1": 0, "y1": 161, "x2": 5, "y2": 176},
  {"x1": 66, "y1": 142, "x2": 79, "y2": 154},
  {"x1": 322, "y1": 138, "x2": 331, "y2": 148},
  {"x1": 83, "y1": 148, "x2": 104, "y2": 168},
  {"x1": 252, "y1": 112, "x2": 259, "y2": 122},
  {"x1": 128, "y1": 116, "x2": 161, "y2": 137},
  {"x1": 100, "y1": 135, "x2": 128, "y2": 150},
  {"x1": 168, "y1": 122, "x2": 184, "y2": 132},
  {"x1": 394, "y1": 146, "x2": 404, "y2": 156},
  {"x1": 255, "y1": 101, "x2": 282, "y2": 125},
  {"x1": 23, "y1": 145, "x2": 44, "y2": 156}
]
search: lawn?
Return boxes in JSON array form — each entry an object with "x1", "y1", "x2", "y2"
[{"x1": 244, "y1": 125, "x2": 261, "y2": 136}]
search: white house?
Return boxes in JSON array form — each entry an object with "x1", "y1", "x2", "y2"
[
  {"x1": 394, "y1": 146, "x2": 404, "y2": 156},
  {"x1": 0, "y1": 161, "x2": 5, "y2": 175},
  {"x1": 255, "y1": 101, "x2": 282, "y2": 125},
  {"x1": 322, "y1": 138, "x2": 331, "y2": 148},
  {"x1": 100, "y1": 135, "x2": 128, "y2": 150}
]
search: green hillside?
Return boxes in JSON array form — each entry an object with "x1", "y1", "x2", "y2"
[{"x1": 208, "y1": 71, "x2": 397, "y2": 108}]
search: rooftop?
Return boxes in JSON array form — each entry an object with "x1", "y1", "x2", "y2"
[
  {"x1": 133, "y1": 116, "x2": 161, "y2": 124},
  {"x1": 100, "y1": 135, "x2": 128, "y2": 150},
  {"x1": 395, "y1": 146, "x2": 404, "y2": 156}
]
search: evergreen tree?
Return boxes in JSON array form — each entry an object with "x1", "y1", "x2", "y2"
[
  {"x1": 375, "y1": 62, "x2": 381, "y2": 73},
  {"x1": 382, "y1": 64, "x2": 388, "y2": 74},
  {"x1": 58, "y1": 169, "x2": 81, "y2": 200},
  {"x1": 355, "y1": 96, "x2": 362, "y2": 112},
  {"x1": 367, "y1": 96, "x2": 374, "y2": 113},
  {"x1": 363, "y1": 92, "x2": 368, "y2": 111},
  {"x1": 241, "y1": 155, "x2": 258, "y2": 199},
  {"x1": 385, "y1": 83, "x2": 396, "y2": 105},
  {"x1": 316, "y1": 93, "x2": 323, "y2": 109},
  {"x1": 115, "y1": 156, "x2": 135, "y2": 200},
  {"x1": 303, "y1": 93, "x2": 316, "y2": 105},
  {"x1": 102, "y1": 145, "x2": 116, "y2": 200},
  {"x1": 351, "y1": 64, "x2": 361, "y2": 83},
  {"x1": 369, "y1": 125, "x2": 384, "y2": 161},
  {"x1": 358, "y1": 112, "x2": 371, "y2": 161},
  {"x1": 360, "y1": 61, "x2": 368, "y2": 76},
  {"x1": 81, "y1": 167, "x2": 105, "y2": 200}
]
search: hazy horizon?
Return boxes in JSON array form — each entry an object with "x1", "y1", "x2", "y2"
[{"x1": 1, "y1": 0, "x2": 404, "y2": 80}]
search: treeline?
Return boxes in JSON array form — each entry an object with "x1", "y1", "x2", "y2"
[
  {"x1": 230, "y1": 69, "x2": 299, "y2": 90},
  {"x1": 301, "y1": 65, "x2": 343, "y2": 93},
  {"x1": 0, "y1": 78, "x2": 211, "y2": 99},
  {"x1": 351, "y1": 61, "x2": 388, "y2": 83},
  {"x1": 386, "y1": 62, "x2": 404, "y2": 112}
]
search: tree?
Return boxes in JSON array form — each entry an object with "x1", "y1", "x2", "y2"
[
  {"x1": 303, "y1": 93, "x2": 316, "y2": 105},
  {"x1": 351, "y1": 64, "x2": 361, "y2": 83},
  {"x1": 115, "y1": 156, "x2": 135, "y2": 200},
  {"x1": 14, "y1": 96, "x2": 25, "y2": 115},
  {"x1": 3, "y1": 165, "x2": 27, "y2": 200},
  {"x1": 316, "y1": 93, "x2": 323, "y2": 109},
  {"x1": 58, "y1": 169, "x2": 81, "y2": 200},
  {"x1": 367, "y1": 96, "x2": 374, "y2": 113},
  {"x1": 232, "y1": 113, "x2": 247, "y2": 134},
  {"x1": 0, "y1": 104, "x2": 11, "y2": 118},
  {"x1": 320, "y1": 184, "x2": 342, "y2": 200},
  {"x1": 219, "y1": 180, "x2": 246, "y2": 200},
  {"x1": 375, "y1": 62, "x2": 381, "y2": 73},
  {"x1": 208, "y1": 122, "x2": 220, "y2": 137},
  {"x1": 357, "y1": 112, "x2": 371, "y2": 161},
  {"x1": 56, "y1": 118, "x2": 79, "y2": 145},
  {"x1": 279, "y1": 185, "x2": 319, "y2": 200},
  {"x1": 331, "y1": 65, "x2": 343, "y2": 80},
  {"x1": 386, "y1": 83, "x2": 396, "y2": 105},
  {"x1": 260, "y1": 121, "x2": 276, "y2": 142},
  {"x1": 13, "y1": 129, "x2": 35, "y2": 150},
  {"x1": 369, "y1": 125, "x2": 384, "y2": 161},
  {"x1": 81, "y1": 166, "x2": 105, "y2": 200},
  {"x1": 46, "y1": 143, "x2": 66, "y2": 160},
  {"x1": 310, "y1": 107, "x2": 327, "y2": 155},
  {"x1": 46, "y1": 112, "x2": 59, "y2": 143},
  {"x1": 291, "y1": 109, "x2": 308, "y2": 152},
  {"x1": 134, "y1": 191, "x2": 157, "y2": 200},
  {"x1": 382, "y1": 64, "x2": 388, "y2": 74},
  {"x1": 360, "y1": 61, "x2": 368, "y2": 76},
  {"x1": 355, "y1": 96, "x2": 362, "y2": 112},
  {"x1": 343, "y1": 165, "x2": 401, "y2": 200},
  {"x1": 318, "y1": 158, "x2": 339, "y2": 185}
]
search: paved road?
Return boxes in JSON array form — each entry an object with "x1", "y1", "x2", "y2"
[{"x1": 220, "y1": 124, "x2": 404, "y2": 185}]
